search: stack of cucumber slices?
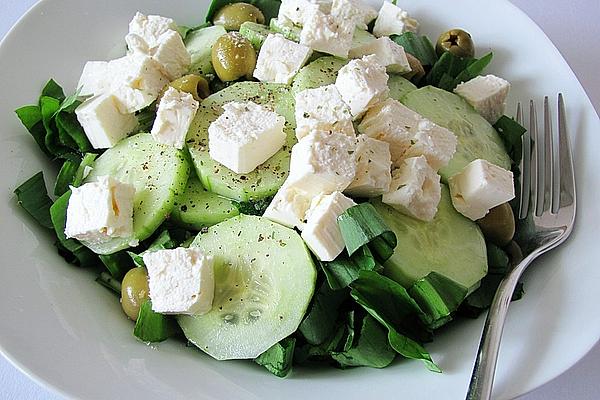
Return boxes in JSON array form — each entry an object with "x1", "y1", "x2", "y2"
[{"x1": 13, "y1": 0, "x2": 527, "y2": 378}]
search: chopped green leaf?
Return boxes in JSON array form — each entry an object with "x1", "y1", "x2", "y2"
[
  {"x1": 234, "y1": 195, "x2": 274, "y2": 216},
  {"x1": 127, "y1": 230, "x2": 178, "y2": 267},
  {"x1": 49, "y1": 191, "x2": 99, "y2": 267},
  {"x1": 299, "y1": 281, "x2": 348, "y2": 345},
  {"x1": 15, "y1": 105, "x2": 52, "y2": 157},
  {"x1": 337, "y1": 203, "x2": 397, "y2": 260},
  {"x1": 205, "y1": 0, "x2": 281, "y2": 23},
  {"x1": 14, "y1": 172, "x2": 54, "y2": 229},
  {"x1": 321, "y1": 245, "x2": 378, "y2": 290},
  {"x1": 40, "y1": 79, "x2": 66, "y2": 101},
  {"x1": 96, "y1": 271, "x2": 122, "y2": 296},
  {"x1": 494, "y1": 115, "x2": 526, "y2": 165},
  {"x1": 135, "y1": 102, "x2": 157, "y2": 134},
  {"x1": 255, "y1": 337, "x2": 296, "y2": 377},
  {"x1": 453, "y1": 52, "x2": 493, "y2": 88},
  {"x1": 350, "y1": 270, "x2": 439, "y2": 371},
  {"x1": 331, "y1": 314, "x2": 396, "y2": 368},
  {"x1": 99, "y1": 251, "x2": 134, "y2": 280},
  {"x1": 390, "y1": 32, "x2": 438, "y2": 67},
  {"x1": 72, "y1": 153, "x2": 97, "y2": 187},
  {"x1": 427, "y1": 51, "x2": 472, "y2": 88},
  {"x1": 134, "y1": 300, "x2": 178, "y2": 343},
  {"x1": 408, "y1": 272, "x2": 468, "y2": 330},
  {"x1": 56, "y1": 111, "x2": 92, "y2": 153},
  {"x1": 54, "y1": 159, "x2": 80, "y2": 196}
]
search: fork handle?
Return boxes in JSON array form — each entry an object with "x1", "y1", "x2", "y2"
[{"x1": 465, "y1": 256, "x2": 534, "y2": 400}]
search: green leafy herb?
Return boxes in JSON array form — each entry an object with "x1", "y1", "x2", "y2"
[
  {"x1": 408, "y1": 272, "x2": 468, "y2": 329},
  {"x1": 15, "y1": 105, "x2": 51, "y2": 157},
  {"x1": 337, "y1": 203, "x2": 397, "y2": 261},
  {"x1": 331, "y1": 314, "x2": 396, "y2": 368},
  {"x1": 134, "y1": 300, "x2": 178, "y2": 343},
  {"x1": 99, "y1": 251, "x2": 134, "y2": 280},
  {"x1": 299, "y1": 281, "x2": 348, "y2": 345},
  {"x1": 254, "y1": 337, "x2": 296, "y2": 377},
  {"x1": 234, "y1": 195, "x2": 273, "y2": 216},
  {"x1": 49, "y1": 191, "x2": 99, "y2": 267},
  {"x1": 72, "y1": 153, "x2": 97, "y2": 187},
  {"x1": 13, "y1": 172, "x2": 54, "y2": 229},
  {"x1": 54, "y1": 159, "x2": 80, "y2": 196},
  {"x1": 135, "y1": 102, "x2": 157, "y2": 134},
  {"x1": 205, "y1": 0, "x2": 282, "y2": 23},
  {"x1": 427, "y1": 51, "x2": 493, "y2": 91},
  {"x1": 321, "y1": 245, "x2": 379, "y2": 290},
  {"x1": 494, "y1": 115, "x2": 526, "y2": 165},
  {"x1": 41, "y1": 79, "x2": 66, "y2": 101},
  {"x1": 350, "y1": 271, "x2": 440, "y2": 372},
  {"x1": 96, "y1": 271, "x2": 122, "y2": 296},
  {"x1": 390, "y1": 32, "x2": 438, "y2": 67},
  {"x1": 453, "y1": 52, "x2": 493, "y2": 87},
  {"x1": 127, "y1": 230, "x2": 178, "y2": 267}
]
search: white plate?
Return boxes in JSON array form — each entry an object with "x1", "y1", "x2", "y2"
[{"x1": 1, "y1": 0, "x2": 599, "y2": 399}]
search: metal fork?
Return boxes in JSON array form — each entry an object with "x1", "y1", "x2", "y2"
[{"x1": 465, "y1": 94, "x2": 577, "y2": 400}]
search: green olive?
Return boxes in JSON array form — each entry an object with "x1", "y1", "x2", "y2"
[
  {"x1": 211, "y1": 32, "x2": 257, "y2": 82},
  {"x1": 403, "y1": 53, "x2": 426, "y2": 81},
  {"x1": 213, "y1": 3, "x2": 265, "y2": 31},
  {"x1": 436, "y1": 29, "x2": 475, "y2": 58},
  {"x1": 169, "y1": 74, "x2": 210, "y2": 101},
  {"x1": 121, "y1": 267, "x2": 150, "y2": 321},
  {"x1": 476, "y1": 203, "x2": 516, "y2": 246}
]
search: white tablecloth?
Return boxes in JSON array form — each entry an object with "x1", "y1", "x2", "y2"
[{"x1": 1, "y1": 0, "x2": 599, "y2": 398}]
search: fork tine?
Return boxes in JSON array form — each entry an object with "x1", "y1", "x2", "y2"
[
  {"x1": 558, "y1": 94, "x2": 576, "y2": 208},
  {"x1": 543, "y1": 97, "x2": 554, "y2": 213},
  {"x1": 517, "y1": 103, "x2": 531, "y2": 219},
  {"x1": 529, "y1": 100, "x2": 541, "y2": 216}
]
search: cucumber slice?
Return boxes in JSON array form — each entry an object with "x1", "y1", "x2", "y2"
[
  {"x1": 351, "y1": 29, "x2": 376, "y2": 50},
  {"x1": 239, "y1": 22, "x2": 271, "y2": 49},
  {"x1": 171, "y1": 174, "x2": 239, "y2": 230},
  {"x1": 291, "y1": 56, "x2": 348, "y2": 94},
  {"x1": 187, "y1": 81, "x2": 296, "y2": 202},
  {"x1": 269, "y1": 18, "x2": 301, "y2": 42},
  {"x1": 178, "y1": 215, "x2": 317, "y2": 360},
  {"x1": 401, "y1": 86, "x2": 511, "y2": 181},
  {"x1": 372, "y1": 185, "x2": 487, "y2": 293},
  {"x1": 185, "y1": 25, "x2": 227, "y2": 76},
  {"x1": 388, "y1": 74, "x2": 417, "y2": 101},
  {"x1": 85, "y1": 133, "x2": 190, "y2": 254}
]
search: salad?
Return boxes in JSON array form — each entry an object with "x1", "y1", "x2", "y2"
[{"x1": 12, "y1": 0, "x2": 528, "y2": 378}]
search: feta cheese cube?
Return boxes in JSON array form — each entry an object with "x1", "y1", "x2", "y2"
[
  {"x1": 111, "y1": 86, "x2": 156, "y2": 114},
  {"x1": 208, "y1": 101, "x2": 286, "y2": 174},
  {"x1": 373, "y1": 1, "x2": 419, "y2": 37},
  {"x1": 128, "y1": 12, "x2": 177, "y2": 49},
  {"x1": 77, "y1": 61, "x2": 109, "y2": 97},
  {"x1": 65, "y1": 176, "x2": 135, "y2": 243},
  {"x1": 299, "y1": 9, "x2": 354, "y2": 58},
  {"x1": 358, "y1": 99, "x2": 457, "y2": 170},
  {"x1": 331, "y1": 0, "x2": 377, "y2": 30},
  {"x1": 151, "y1": 87, "x2": 200, "y2": 149},
  {"x1": 294, "y1": 85, "x2": 354, "y2": 140},
  {"x1": 287, "y1": 130, "x2": 357, "y2": 196},
  {"x1": 454, "y1": 75, "x2": 511, "y2": 124},
  {"x1": 335, "y1": 55, "x2": 389, "y2": 118},
  {"x1": 301, "y1": 192, "x2": 356, "y2": 261},
  {"x1": 152, "y1": 30, "x2": 191, "y2": 80},
  {"x1": 348, "y1": 37, "x2": 411, "y2": 73},
  {"x1": 382, "y1": 156, "x2": 441, "y2": 221},
  {"x1": 144, "y1": 248, "x2": 215, "y2": 315},
  {"x1": 125, "y1": 33, "x2": 150, "y2": 55},
  {"x1": 254, "y1": 34, "x2": 312, "y2": 84},
  {"x1": 75, "y1": 94, "x2": 138, "y2": 149},
  {"x1": 108, "y1": 55, "x2": 169, "y2": 99},
  {"x1": 345, "y1": 135, "x2": 392, "y2": 197},
  {"x1": 263, "y1": 183, "x2": 312, "y2": 230},
  {"x1": 448, "y1": 159, "x2": 515, "y2": 220},
  {"x1": 278, "y1": 0, "x2": 331, "y2": 26}
]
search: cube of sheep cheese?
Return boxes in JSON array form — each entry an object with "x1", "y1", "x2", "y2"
[
  {"x1": 75, "y1": 94, "x2": 138, "y2": 149},
  {"x1": 345, "y1": 135, "x2": 392, "y2": 197},
  {"x1": 278, "y1": 0, "x2": 332, "y2": 26},
  {"x1": 128, "y1": 12, "x2": 178, "y2": 49},
  {"x1": 382, "y1": 156, "x2": 441, "y2": 221},
  {"x1": 287, "y1": 130, "x2": 357, "y2": 196},
  {"x1": 454, "y1": 75, "x2": 511, "y2": 124},
  {"x1": 254, "y1": 34, "x2": 312, "y2": 84},
  {"x1": 358, "y1": 99, "x2": 456, "y2": 170},
  {"x1": 144, "y1": 248, "x2": 215, "y2": 315},
  {"x1": 349, "y1": 37, "x2": 411, "y2": 73},
  {"x1": 151, "y1": 30, "x2": 191, "y2": 80},
  {"x1": 294, "y1": 85, "x2": 354, "y2": 140},
  {"x1": 373, "y1": 1, "x2": 419, "y2": 37},
  {"x1": 448, "y1": 159, "x2": 515, "y2": 220},
  {"x1": 263, "y1": 183, "x2": 313, "y2": 230},
  {"x1": 300, "y1": 9, "x2": 354, "y2": 58},
  {"x1": 151, "y1": 87, "x2": 200, "y2": 149},
  {"x1": 335, "y1": 55, "x2": 389, "y2": 118},
  {"x1": 331, "y1": 0, "x2": 378, "y2": 30},
  {"x1": 208, "y1": 101, "x2": 286, "y2": 174},
  {"x1": 301, "y1": 192, "x2": 356, "y2": 261},
  {"x1": 77, "y1": 61, "x2": 110, "y2": 97},
  {"x1": 65, "y1": 176, "x2": 135, "y2": 243}
]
